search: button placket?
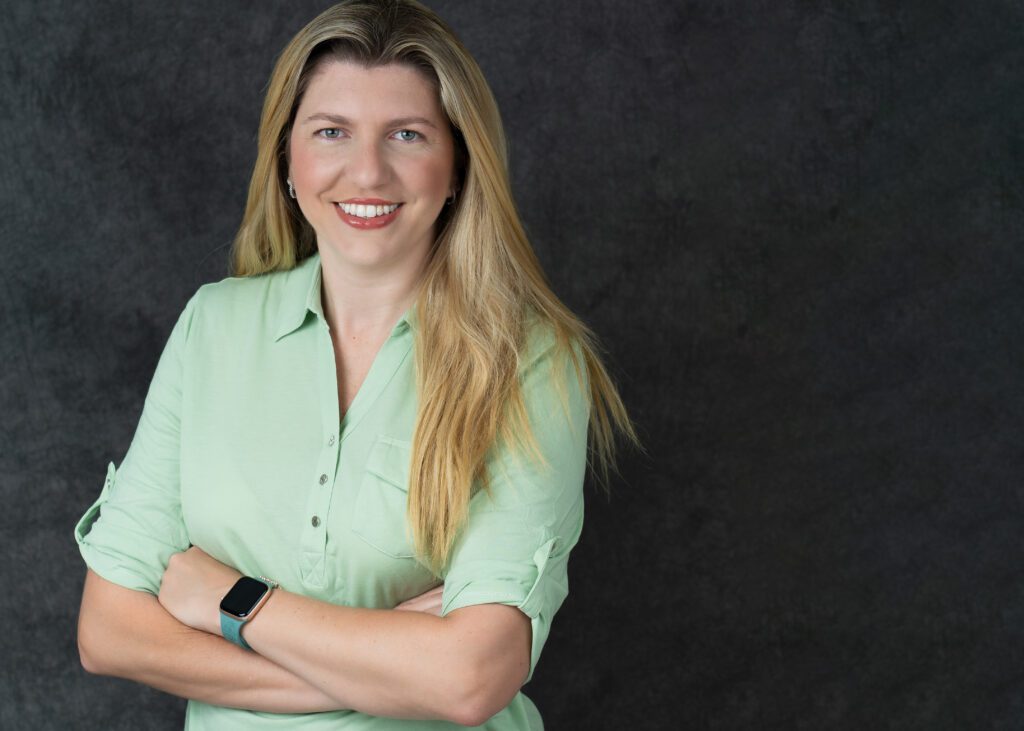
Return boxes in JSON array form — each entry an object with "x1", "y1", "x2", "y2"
[
  {"x1": 299, "y1": 320, "x2": 343, "y2": 588},
  {"x1": 309, "y1": 430, "x2": 339, "y2": 527}
]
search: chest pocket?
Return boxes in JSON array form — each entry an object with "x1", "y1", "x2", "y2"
[{"x1": 351, "y1": 436, "x2": 417, "y2": 559}]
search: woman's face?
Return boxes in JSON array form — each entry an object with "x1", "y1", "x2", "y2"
[{"x1": 288, "y1": 60, "x2": 457, "y2": 272}]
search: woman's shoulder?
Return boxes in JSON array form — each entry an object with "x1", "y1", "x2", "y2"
[
  {"x1": 178, "y1": 255, "x2": 319, "y2": 343},
  {"x1": 193, "y1": 261, "x2": 305, "y2": 308},
  {"x1": 520, "y1": 314, "x2": 585, "y2": 377}
]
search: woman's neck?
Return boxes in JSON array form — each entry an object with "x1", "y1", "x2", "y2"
[{"x1": 317, "y1": 246, "x2": 423, "y2": 342}]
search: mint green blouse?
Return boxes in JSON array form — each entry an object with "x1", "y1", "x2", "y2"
[{"x1": 74, "y1": 252, "x2": 590, "y2": 730}]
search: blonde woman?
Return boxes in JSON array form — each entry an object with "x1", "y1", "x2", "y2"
[{"x1": 75, "y1": 1, "x2": 637, "y2": 728}]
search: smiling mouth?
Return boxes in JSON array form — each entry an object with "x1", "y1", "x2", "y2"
[
  {"x1": 334, "y1": 201, "x2": 403, "y2": 229},
  {"x1": 336, "y1": 202, "x2": 402, "y2": 219}
]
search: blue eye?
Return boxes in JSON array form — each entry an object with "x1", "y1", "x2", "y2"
[
  {"x1": 317, "y1": 128, "x2": 342, "y2": 139},
  {"x1": 394, "y1": 130, "x2": 420, "y2": 142}
]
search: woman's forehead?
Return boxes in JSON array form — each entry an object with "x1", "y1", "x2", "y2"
[{"x1": 298, "y1": 60, "x2": 443, "y2": 119}]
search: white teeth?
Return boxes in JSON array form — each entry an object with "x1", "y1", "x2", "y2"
[{"x1": 339, "y1": 202, "x2": 399, "y2": 218}]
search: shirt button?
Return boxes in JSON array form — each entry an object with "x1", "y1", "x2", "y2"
[
  {"x1": 328, "y1": 435, "x2": 335, "y2": 446},
  {"x1": 319, "y1": 474, "x2": 328, "y2": 485},
  {"x1": 311, "y1": 515, "x2": 321, "y2": 528}
]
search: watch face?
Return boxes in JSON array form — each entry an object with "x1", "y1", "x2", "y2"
[{"x1": 220, "y1": 577, "x2": 269, "y2": 618}]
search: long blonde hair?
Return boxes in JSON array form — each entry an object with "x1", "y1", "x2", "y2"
[{"x1": 230, "y1": 0, "x2": 640, "y2": 575}]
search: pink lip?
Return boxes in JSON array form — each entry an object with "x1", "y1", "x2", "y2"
[{"x1": 335, "y1": 201, "x2": 402, "y2": 230}]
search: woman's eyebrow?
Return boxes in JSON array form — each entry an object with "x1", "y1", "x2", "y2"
[{"x1": 302, "y1": 112, "x2": 438, "y2": 129}]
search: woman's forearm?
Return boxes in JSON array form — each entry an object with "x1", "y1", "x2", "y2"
[
  {"x1": 240, "y1": 588, "x2": 473, "y2": 722},
  {"x1": 238, "y1": 589, "x2": 526, "y2": 726},
  {"x1": 77, "y1": 569, "x2": 340, "y2": 714}
]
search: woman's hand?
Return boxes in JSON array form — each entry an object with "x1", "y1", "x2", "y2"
[
  {"x1": 393, "y1": 584, "x2": 444, "y2": 616},
  {"x1": 159, "y1": 546, "x2": 241, "y2": 636}
]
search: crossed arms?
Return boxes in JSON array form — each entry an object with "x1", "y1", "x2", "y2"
[{"x1": 77, "y1": 559, "x2": 531, "y2": 726}]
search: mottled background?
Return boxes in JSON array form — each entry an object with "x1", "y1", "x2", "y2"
[{"x1": 2, "y1": 0, "x2": 1022, "y2": 729}]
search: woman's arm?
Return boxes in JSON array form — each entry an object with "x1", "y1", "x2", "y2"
[
  {"x1": 242, "y1": 584, "x2": 530, "y2": 725},
  {"x1": 77, "y1": 568, "x2": 341, "y2": 713},
  {"x1": 158, "y1": 547, "x2": 531, "y2": 725}
]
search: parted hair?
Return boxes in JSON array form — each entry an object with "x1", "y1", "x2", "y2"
[{"x1": 230, "y1": 0, "x2": 639, "y2": 575}]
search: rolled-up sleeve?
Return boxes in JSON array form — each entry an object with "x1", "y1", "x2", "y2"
[
  {"x1": 73, "y1": 293, "x2": 198, "y2": 594},
  {"x1": 440, "y1": 332, "x2": 591, "y2": 684}
]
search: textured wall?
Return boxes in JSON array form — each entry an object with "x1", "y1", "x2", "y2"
[{"x1": 2, "y1": 0, "x2": 1022, "y2": 729}]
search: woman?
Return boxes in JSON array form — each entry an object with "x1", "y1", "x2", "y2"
[{"x1": 75, "y1": 1, "x2": 637, "y2": 728}]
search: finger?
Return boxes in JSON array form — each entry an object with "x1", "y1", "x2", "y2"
[
  {"x1": 393, "y1": 584, "x2": 444, "y2": 609},
  {"x1": 395, "y1": 596, "x2": 442, "y2": 613}
]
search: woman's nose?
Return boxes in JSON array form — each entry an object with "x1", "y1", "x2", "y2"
[{"x1": 347, "y1": 140, "x2": 390, "y2": 189}]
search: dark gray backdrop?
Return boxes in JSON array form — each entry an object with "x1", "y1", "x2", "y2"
[{"x1": 2, "y1": 0, "x2": 1022, "y2": 729}]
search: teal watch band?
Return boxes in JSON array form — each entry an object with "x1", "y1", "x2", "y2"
[
  {"x1": 219, "y1": 576, "x2": 278, "y2": 651},
  {"x1": 220, "y1": 611, "x2": 253, "y2": 650}
]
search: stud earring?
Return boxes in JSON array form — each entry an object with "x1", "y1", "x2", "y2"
[
  {"x1": 445, "y1": 189, "x2": 457, "y2": 206},
  {"x1": 287, "y1": 179, "x2": 296, "y2": 199}
]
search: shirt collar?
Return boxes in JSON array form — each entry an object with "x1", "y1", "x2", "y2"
[{"x1": 273, "y1": 251, "x2": 415, "y2": 342}]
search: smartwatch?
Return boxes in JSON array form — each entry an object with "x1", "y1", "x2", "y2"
[{"x1": 219, "y1": 575, "x2": 278, "y2": 650}]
